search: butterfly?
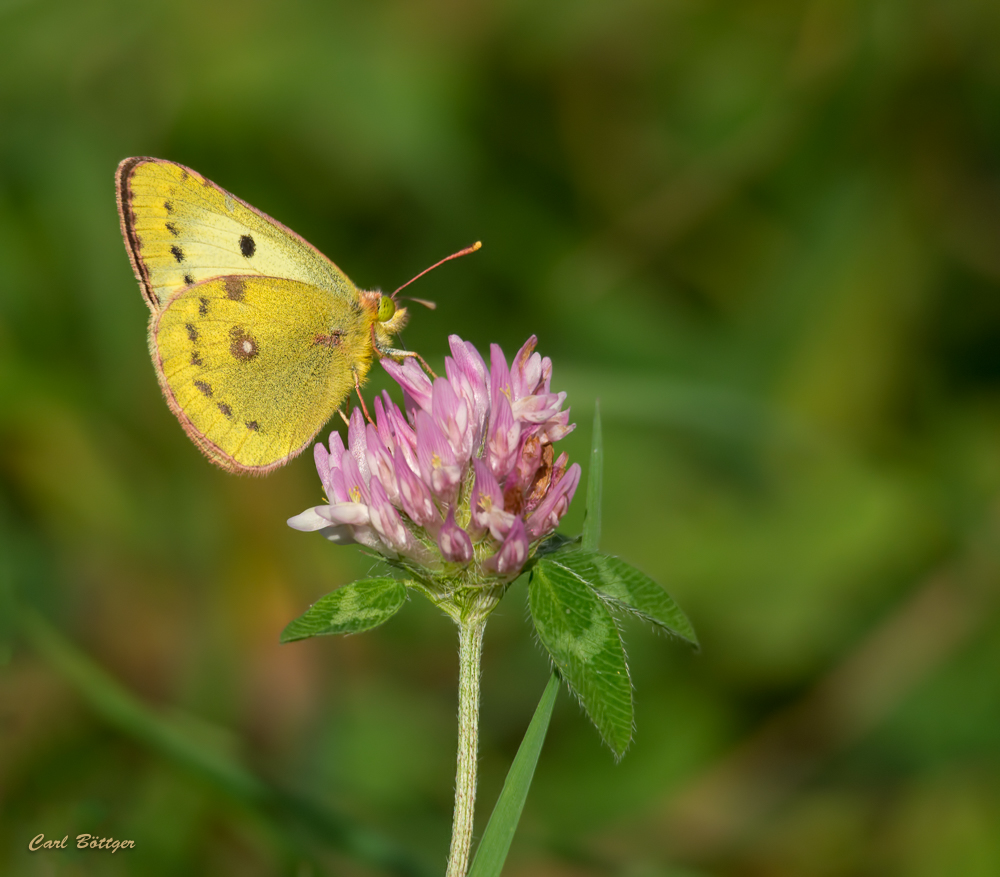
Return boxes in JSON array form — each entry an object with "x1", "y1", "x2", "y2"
[{"x1": 116, "y1": 157, "x2": 430, "y2": 475}]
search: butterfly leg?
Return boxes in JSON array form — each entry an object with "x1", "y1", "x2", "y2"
[
  {"x1": 370, "y1": 322, "x2": 439, "y2": 378},
  {"x1": 352, "y1": 370, "x2": 375, "y2": 424},
  {"x1": 379, "y1": 345, "x2": 439, "y2": 380}
]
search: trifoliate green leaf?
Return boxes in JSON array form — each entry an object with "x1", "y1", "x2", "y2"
[
  {"x1": 530, "y1": 558, "x2": 633, "y2": 757},
  {"x1": 546, "y1": 549, "x2": 697, "y2": 647},
  {"x1": 281, "y1": 577, "x2": 407, "y2": 643}
]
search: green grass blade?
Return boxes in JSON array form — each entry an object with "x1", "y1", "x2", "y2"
[
  {"x1": 582, "y1": 399, "x2": 603, "y2": 552},
  {"x1": 467, "y1": 672, "x2": 560, "y2": 877}
]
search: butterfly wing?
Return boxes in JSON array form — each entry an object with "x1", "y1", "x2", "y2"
[
  {"x1": 152, "y1": 275, "x2": 376, "y2": 474},
  {"x1": 117, "y1": 157, "x2": 356, "y2": 313}
]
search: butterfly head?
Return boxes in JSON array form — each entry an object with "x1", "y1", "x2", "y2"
[
  {"x1": 377, "y1": 294, "x2": 397, "y2": 323},
  {"x1": 360, "y1": 289, "x2": 409, "y2": 356}
]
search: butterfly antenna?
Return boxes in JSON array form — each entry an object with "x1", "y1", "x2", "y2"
[
  {"x1": 404, "y1": 296, "x2": 437, "y2": 310},
  {"x1": 391, "y1": 241, "x2": 482, "y2": 300}
]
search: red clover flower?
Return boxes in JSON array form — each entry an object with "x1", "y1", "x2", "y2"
[{"x1": 288, "y1": 335, "x2": 580, "y2": 600}]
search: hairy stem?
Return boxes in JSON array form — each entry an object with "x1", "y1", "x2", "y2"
[{"x1": 445, "y1": 618, "x2": 486, "y2": 877}]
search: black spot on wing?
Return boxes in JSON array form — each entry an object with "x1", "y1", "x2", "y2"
[
  {"x1": 191, "y1": 352, "x2": 202, "y2": 366},
  {"x1": 199, "y1": 297, "x2": 209, "y2": 316},
  {"x1": 184, "y1": 274, "x2": 194, "y2": 286},
  {"x1": 171, "y1": 245, "x2": 184, "y2": 263},
  {"x1": 186, "y1": 324, "x2": 198, "y2": 342},
  {"x1": 166, "y1": 221, "x2": 179, "y2": 237},
  {"x1": 239, "y1": 234, "x2": 256, "y2": 258},
  {"x1": 224, "y1": 277, "x2": 245, "y2": 301},
  {"x1": 229, "y1": 325, "x2": 259, "y2": 362},
  {"x1": 246, "y1": 421, "x2": 259, "y2": 432},
  {"x1": 218, "y1": 402, "x2": 232, "y2": 418},
  {"x1": 164, "y1": 200, "x2": 174, "y2": 213},
  {"x1": 194, "y1": 380, "x2": 213, "y2": 397}
]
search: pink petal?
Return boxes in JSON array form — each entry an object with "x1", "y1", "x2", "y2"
[
  {"x1": 373, "y1": 396, "x2": 395, "y2": 453},
  {"x1": 415, "y1": 409, "x2": 463, "y2": 498},
  {"x1": 471, "y1": 457, "x2": 515, "y2": 541},
  {"x1": 437, "y1": 509, "x2": 473, "y2": 564},
  {"x1": 383, "y1": 392, "x2": 419, "y2": 473},
  {"x1": 320, "y1": 526, "x2": 359, "y2": 545},
  {"x1": 484, "y1": 516, "x2": 529, "y2": 576},
  {"x1": 365, "y1": 424, "x2": 398, "y2": 503},
  {"x1": 510, "y1": 336, "x2": 541, "y2": 399},
  {"x1": 368, "y1": 477, "x2": 410, "y2": 552},
  {"x1": 318, "y1": 502, "x2": 370, "y2": 526},
  {"x1": 512, "y1": 391, "x2": 567, "y2": 424},
  {"x1": 513, "y1": 434, "x2": 543, "y2": 496},
  {"x1": 287, "y1": 507, "x2": 331, "y2": 532},
  {"x1": 314, "y1": 431, "x2": 347, "y2": 498},
  {"x1": 347, "y1": 407, "x2": 371, "y2": 483},
  {"x1": 525, "y1": 462, "x2": 581, "y2": 540},
  {"x1": 489, "y1": 343, "x2": 512, "y2": 425},
  {"x1": 382, "y1": 356, "x2": 433, "y2": 412},
  {"x1": 486, "y1": 394, "x2": 520, "y2": 480},
  {"x1": 538, "y1": 410, "x2": 575, "y2": 443},
  {"x1": 394, "y1": 452, "x2": 438, "y2": 528},
  {"x1": 340, "y1": 453, "x2": 371, "y2": 505},
  {"x1": 539, "y1": 356, "x2": 552, "y2": 394},
  {"x1": 314, "y1": 443, "x2": 333, "y2": 497},
  {"x1": 448, "y1": 335, "x2": 488, "y2": 389},
  {"x1": 329, "y1": 467, "x2": 350, "y2": 504},
  {"x1": 447, "y1": 335, "x2": 490, "y2": 429},
  {"x1": 431, "y1": 376, "x2": 471, "y2": 461}
]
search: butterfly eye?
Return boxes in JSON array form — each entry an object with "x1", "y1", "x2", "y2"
[{"x1": 377, "y1": 295, "x2": 396, "y2": 323}]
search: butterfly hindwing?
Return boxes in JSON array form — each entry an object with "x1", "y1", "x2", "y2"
[
  {"x1": 152, "y1": 275, "x2": 374, "y2": 474},
  {"x1": 117, "y1": 157, "x2": 356, "y2": 312}
]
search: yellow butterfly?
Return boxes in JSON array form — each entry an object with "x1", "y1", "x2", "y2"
[{"x1": 116, "y1": 157, "x2": 457, "y2": 475}]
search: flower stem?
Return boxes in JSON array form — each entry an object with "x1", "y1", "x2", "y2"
[{"x1": 446, "y1": 617, "x2": 486, "y2": 877}]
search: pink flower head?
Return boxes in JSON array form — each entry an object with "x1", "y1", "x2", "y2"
[{"x1": 289, "y1": 335, "x2": 580, "y2": 582}]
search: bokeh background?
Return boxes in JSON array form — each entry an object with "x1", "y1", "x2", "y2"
[{"x1": 3, "y1": 0, "x2": 1000, "y2": 874}]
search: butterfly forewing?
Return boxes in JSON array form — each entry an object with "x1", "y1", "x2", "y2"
[
  {"x1": 117, "y1": 158, "x2": 356, "y2": 312},
  {"x1": 153, "y1": 275, "x2": 371, "y2": 473}
]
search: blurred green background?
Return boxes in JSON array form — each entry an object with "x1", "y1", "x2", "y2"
[{"x1": 3, "y1": 0, "x2": 1000, "y2": 874}]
